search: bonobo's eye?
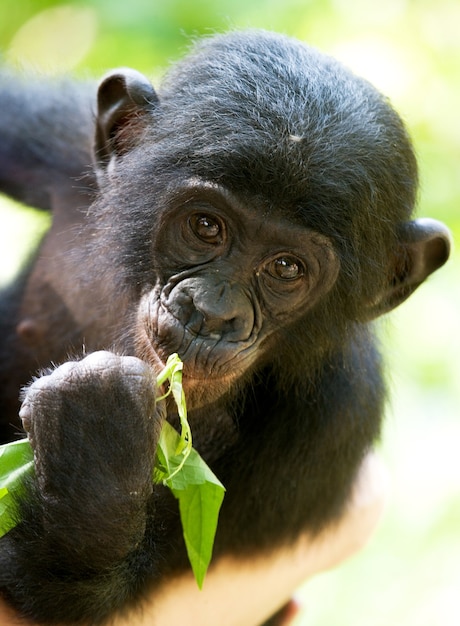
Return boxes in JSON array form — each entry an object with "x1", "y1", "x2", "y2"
[
  {"x1": 266, "y1": 255, "x2": 304, "y2": 281},
  {"x1": 189, "y1": 213, "x2": 224, "y2": 245}
]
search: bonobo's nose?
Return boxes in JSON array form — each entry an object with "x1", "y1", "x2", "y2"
[
  {"x1": 191, "y1": 280, "x2": 254, "y2": 341},
  {"x1": 165, "y1": 276, "x2": 255, "y2": 342}
]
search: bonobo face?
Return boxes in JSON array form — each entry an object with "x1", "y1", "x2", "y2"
[{"x1": 136, "y1": 180, "x2": 339, "y2": 404}]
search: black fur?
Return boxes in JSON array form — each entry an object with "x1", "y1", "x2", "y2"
[{"x1": 0, "y1": 30, "x2": 450, "y2": 625}]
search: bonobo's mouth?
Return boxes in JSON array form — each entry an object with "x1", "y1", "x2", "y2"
[
  {"x1": 136, "y1": 294, "x2": 261, "y2": 407},
  {"x1": 138, "y1": 292, "x2": 260, "y2": 377},
  {"x1": 136, "y1": 325, "x2": 246, "y2": 408}
]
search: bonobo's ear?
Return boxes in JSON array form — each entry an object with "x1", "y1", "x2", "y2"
[
  {"x1": 95, "y1": 68, "x2": 159, "y2": 171},
  {"x1": 366, "y1": 218, "x2": 452, "y2": 319}
]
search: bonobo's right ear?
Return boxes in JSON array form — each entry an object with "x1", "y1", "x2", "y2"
[
  {"x1": 95, "y1": 68, "x2": 159, "y2": 172},
  {"x1": 365, "y1": 218, "x2": 452, "y2": 319}
]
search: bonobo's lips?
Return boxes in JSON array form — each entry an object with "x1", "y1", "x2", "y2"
[{"x1": 137, "y1": 325, "x2": 249, "y2": 408}]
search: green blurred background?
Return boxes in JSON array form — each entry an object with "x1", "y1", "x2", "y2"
[{"x1": 0, "y1": 1, "x2": 458, "y2": 624}]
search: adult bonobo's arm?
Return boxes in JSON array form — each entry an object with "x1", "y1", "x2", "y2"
[
  {"x1": 0, "y1": 72, "x2": 98, "y2": 434},
  {"x1": 0, "y1": 69, "x2": 96, "y2": 211}
]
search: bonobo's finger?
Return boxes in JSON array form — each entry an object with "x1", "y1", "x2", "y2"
[
  {"x1": 20, "y1": 351, "x2": 158, "y2": 432},
  {"x1": 21, "y1": 351, "x2": 155, "y2": 399}
]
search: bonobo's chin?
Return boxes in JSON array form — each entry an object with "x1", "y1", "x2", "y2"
[{"x1": 180, "y1": 373, "x2": 238, "y2": 409}]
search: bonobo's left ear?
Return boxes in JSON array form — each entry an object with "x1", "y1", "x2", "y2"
[
  {"x1": 95, "y1": 68, "x2": 159, "y2": 172},
  {"x1": 366, "y1": 218, "x2": 452, "y2": 319}
]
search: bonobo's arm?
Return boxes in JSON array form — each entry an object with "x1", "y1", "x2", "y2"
[
  {"x1": 0, "y1": 352, "x2": 163, "y2": 625},
  {"x1": 0, "y1": 70, "x2": 96, "y2": 211},
  {"x1": 0, "y1": 453, "x2": 388, "y2": 626},
  {"x1": 0, "y1": 74, "x2": 99, "y2": 440}
]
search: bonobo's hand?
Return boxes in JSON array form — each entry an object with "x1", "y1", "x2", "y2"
[{"x1": 19, "y1": 351, "x2": 162, "y2": 567}]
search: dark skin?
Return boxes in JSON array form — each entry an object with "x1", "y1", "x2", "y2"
[{"x1": 0, "y1": 30, "x2": 451, "y2": 626}]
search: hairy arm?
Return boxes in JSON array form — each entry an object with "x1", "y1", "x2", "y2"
[
  {"x1": 0, "y1": 453, "x2": 387, "y2": 626},
  {"x1": 0, "y1": 69, "x2": 96, "y2": 210},
  {"x1": 0, "y1": 353, "x2": 163, "y2": 624}
]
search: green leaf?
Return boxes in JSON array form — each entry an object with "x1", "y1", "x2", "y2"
[
  {"x1": 171, "y1": 469, "x2": 225, "y2": 589},
  {"x1": 0, "y1": 438, "x2": 34, "y2": 537},
  {"x1": 156, "y1": 353, "x2": 192, "y2": 476},
  {"x1": 153, "y1": 421, "x2": 225, "y2": 588},
  {"x1": 0, "y1": 438, "x2": 34, "y2": 481}
]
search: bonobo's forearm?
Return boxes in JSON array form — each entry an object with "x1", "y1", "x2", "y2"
[
  {"x1": 0, "y1": 69, "x2": 95, "y2": 209},
  {"x1": 0, "y1": 493, "x2": 157, "y2": 625},
  {"x1": 0, "y1": 353, "x2": 162, "y2": 625}
]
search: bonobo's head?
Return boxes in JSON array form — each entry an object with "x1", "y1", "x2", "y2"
[{"x1": 90, "y1": 30, "x2": 451, "y2": 405}]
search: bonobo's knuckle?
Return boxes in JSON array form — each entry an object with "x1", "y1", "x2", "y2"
[
  {"x1": 78, "y1": 351, "x2": 156, "y2": 394},
  {"x1": 74, "y1": 350, "x2": 125, "y2": 381},
  {"x1": 19, "y1": 352, "x2": 157, "y2": 432},
  {"x1": 78, "y1": 350, "x2": 123, "y2": 370},
  {"x1": 79, "y1": 351, "x2": 151, "y2": 375},
  {"x1": 34, "y1": 351, "x2": 156, "y2": 391}
]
